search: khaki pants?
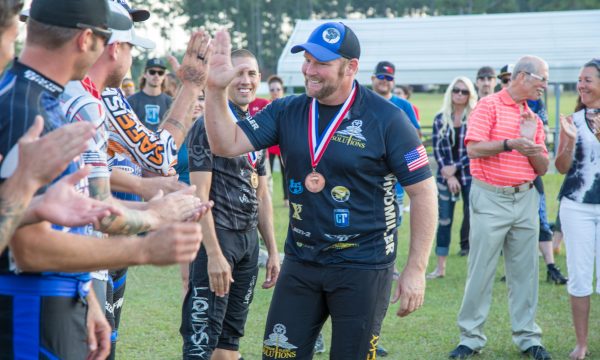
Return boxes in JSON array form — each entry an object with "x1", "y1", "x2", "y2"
[{"x1": 457, "y1": 181, "x2": 542, "y2": 351}]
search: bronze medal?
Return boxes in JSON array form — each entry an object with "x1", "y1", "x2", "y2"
[
  {"x1": 250, "y1": 171, "x2": 259, "y2": 189},
  {"x1": 304, "y1": 171, "x2": 326, "y2": 193}
]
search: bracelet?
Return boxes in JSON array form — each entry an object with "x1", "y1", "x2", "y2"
[{"x1": 503, "y1": 139, "x2": 511, "y2": 152}]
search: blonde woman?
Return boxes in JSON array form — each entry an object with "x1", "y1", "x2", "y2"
[{"x1": 428, "y1": 77, "x2": 478, "y2": 278}]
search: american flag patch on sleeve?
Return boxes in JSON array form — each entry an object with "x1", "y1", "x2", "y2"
[{"x1": 404, "y1": 144, "x2": 429, "y2": 172}]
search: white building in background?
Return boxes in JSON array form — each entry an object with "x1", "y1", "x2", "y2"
[{"x1": 278, "y1": 10, "x2": 600, "y2": 87}]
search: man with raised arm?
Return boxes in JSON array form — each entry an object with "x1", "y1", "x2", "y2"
[{"x1": 203, "y1": 24, "x2": 437, "y2": 359}]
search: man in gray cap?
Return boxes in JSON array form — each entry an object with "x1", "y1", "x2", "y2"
[{"x1": 202, "y1": 23, "x2": 437, "y2": 358}]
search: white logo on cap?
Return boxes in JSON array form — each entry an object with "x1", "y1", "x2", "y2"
[{"x1": 322, "y1": 28, "x2": 341, "y2": 44}]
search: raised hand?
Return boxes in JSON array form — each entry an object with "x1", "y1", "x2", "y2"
[
  {"x1": 177, "y1": 30, "x2": 213, "y2": 89},
  {"x1": 142, "y1": 223, "x2": 203, "y2": 265},
  {"x1": 559, "y1": 114, "x2": 577, "y2": 140},
  {"x1": 32, "y1": 167, "x2": 122, "y2": 228},
  {"x1": 519, "y1": 107, "x2": 538, "y2": 140},
  {"x1": 207, "y1": 29, "x2": 250, "y2": 90}
]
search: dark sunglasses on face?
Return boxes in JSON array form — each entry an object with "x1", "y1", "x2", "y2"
[
  {"x1": 477, "y1": 76, "x2": 494, "y2": 81},
  {"x1": 147, "y1": 69, "x2": 165, "y2": 76},
  {"x1": 452, "y1": 88, "x2": 469, "y2": 96},
  {"x1": 376, "y1": 75, "x2": 394, "y2": 82},
  {"x1": 501, "y1": 77, "x2": 511, "y2": 84}
]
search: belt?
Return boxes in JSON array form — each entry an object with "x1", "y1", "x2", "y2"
[
  {"x1": 473, "y1": 178, "x2": 533, "y2": 194},
  {"x1": 0, "y1": 274, "x2": 90, "y2": 298}
]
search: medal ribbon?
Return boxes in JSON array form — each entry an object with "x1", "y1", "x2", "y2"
[
  {"x1": 228, "y1": 102, "x2": 259, "y2": 168},
  {"x1": 308, "y1": 84, "x2": 357, "y2": 168}
]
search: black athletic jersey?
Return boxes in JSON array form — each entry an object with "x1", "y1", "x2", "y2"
[
  {"x1": 188, "y1": 102, "x2": 267, "y2": 232},
  {"x1": 0, "y1": 61, "x2": 91, "y2": 280},
  {"x1": 238, "y1": 82, "x2": 432, "y2": 269}
]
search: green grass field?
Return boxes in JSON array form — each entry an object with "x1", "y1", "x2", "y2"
[{"x1": 116, "y1": 92, "x2": 597, "y2": 359}]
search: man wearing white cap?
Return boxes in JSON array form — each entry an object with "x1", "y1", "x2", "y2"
[
  {"x1": 59, "y1": 1, "x2": 213, "y2": 357},
  {"x1": 202, "y1": 23, "x2": 437, "y2": 358}
]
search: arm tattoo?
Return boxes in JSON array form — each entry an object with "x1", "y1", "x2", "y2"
[
  {"x1": 165, "y1": 118, "x2": 187, "y2": 134},
  {"x1": 0, "y1": 195, "x2": 28, "y2": 251},
  {"x1": 89, "y1": 177, "x2": 153, "y2": 235}
]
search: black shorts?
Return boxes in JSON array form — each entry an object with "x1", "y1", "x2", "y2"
[
  {"x1": 180, "y1": 228, "x2": 259, "y2": 359},
  {"x1": 0, "y1": 275, "x2": 89, "y2": 359},
  {"x1": 262, "y1": 259, "x2": 393, "y2": 360}
]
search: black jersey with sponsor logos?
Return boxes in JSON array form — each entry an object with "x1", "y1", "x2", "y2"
[
  {"x1": 237, "y1": 82, "x2": 432, "y2": 269},
  {"x1": 0, "y1": 61, "x2": 91, "y2": 279},
  {"x1": 188, "y1": 102, "x2": 267, "y2": 231}
]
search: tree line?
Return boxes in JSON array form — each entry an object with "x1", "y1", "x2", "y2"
[{"x1": 128, "y1": 0, "x2": 599, "y2": 77}]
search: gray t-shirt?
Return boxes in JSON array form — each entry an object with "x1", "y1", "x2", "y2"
[
  {"x1": 187, "y1": 103, "x2": 267, "y2": 231},
  {"x1": 127, "y1": 91, "x2": 172, "y2": 131}
]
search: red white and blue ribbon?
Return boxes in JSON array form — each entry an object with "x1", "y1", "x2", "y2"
[
  {"x1": 307, "y1": 84, "x2": 357, "y2": 168},
  {"x1": 228, "y1": 103, "x2": 259, "y2": 167}
]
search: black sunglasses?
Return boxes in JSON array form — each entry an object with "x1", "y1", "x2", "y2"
[
  {"x1": 147, "y1": 69, "x2": 165, "y2": 76},
  {"x1": 452, "y1": 88, "x2": 469, "y2": 96},
  {"x1": 501, "y1": 77, "x2": 511, "y2": 84},
  {"x1": 76, "y1": 23, "x2": 112, "y2": 44},
  {"x1": 376, "y1": 74, "x2": 394, "y2": 82}
]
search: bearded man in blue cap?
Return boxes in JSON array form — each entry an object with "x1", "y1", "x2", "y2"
[{"x1": 202, "y1": 22, "x2": 437, "y2": 359}]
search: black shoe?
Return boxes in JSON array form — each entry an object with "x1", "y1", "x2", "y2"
[
  {"x1": 376, "y1": 343, "x2": 388, "y2": 357},
  {"x1": 523, "y1": 345, "x2": 552, "y2": 360},
  {"x1": 449, "y1": 345, "x2": 477, "y2": 359},
  {"x1": 547, "y1": 267, "x2": 567, "y2": 285},
  {"x1": 459, "y1": 249, "x2": 469, "y2": 257}
]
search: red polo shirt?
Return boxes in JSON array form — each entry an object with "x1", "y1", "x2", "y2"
[{"x1": 465, "y1": 89, "x2": 547, "y2": 187}]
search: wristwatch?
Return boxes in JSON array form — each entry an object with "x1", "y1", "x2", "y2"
[{"x1": 503, "y1": 139, "x2": 512, "y2": 152}]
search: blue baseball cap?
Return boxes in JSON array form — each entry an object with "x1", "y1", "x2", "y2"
[{"x1": 291, "y1": 22, "x2": 360, "y2": 62}]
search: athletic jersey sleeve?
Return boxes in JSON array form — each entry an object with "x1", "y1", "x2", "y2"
[
  {"x1": 238, "y1": 97, "x2": 292, "y2": 151},
  {"x1": 384, "y1": 109, "x2": 432, "y2": 187},
  {"x1": 187, "y1": 118, "x2": 213, "y2": 173},
  {"x1": 101, "y1": 88, "x2": 178, "y2": 176},
  {"x1": 61, "y1": 89, "x2": 109, "y2": 180}
]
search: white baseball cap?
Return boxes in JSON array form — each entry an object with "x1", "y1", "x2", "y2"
[{"x1": 107, "y1": 2, "x2": 155, "y2": 49}]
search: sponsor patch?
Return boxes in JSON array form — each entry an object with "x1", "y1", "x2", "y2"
[
  {"x1": 263, "y1": 323, "x2": 298, "y2": 359},
  {"x1": 324, "y1": 242, "x2": 358, "y2": 251},
  {"x1": 330, "y1": 185, "x2": 350, "y2": 202},
  {"x1": 288, "y1": 179, "x2": 304, "y2": 195},
  {"x1": 324, "y1": 233, "x2": 360, "y2": 242},
  {"x1": 333, "y1": 209, "x2": 350, "y2": 227},
  {"x1": 331, "y1": 120, "x2": 367, "y2": 148},
  {"x1": 291, "y1": 203, "x2": 303, "y2": 220},
  {"x1": 292, "y1": 226, "x2": 311, "y2": 238},
  {"x1": 322, "y1": 27, "x2": 341, "y2": 44}
]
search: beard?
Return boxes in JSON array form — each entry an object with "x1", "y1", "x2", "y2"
[{"x1": 304, "y1": 62, "x2": 346, "y2": 100}]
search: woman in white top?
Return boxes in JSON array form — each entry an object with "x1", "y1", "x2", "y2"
[{"x1": 555, "y1": 59, "x2": 600, "y2": 360}]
